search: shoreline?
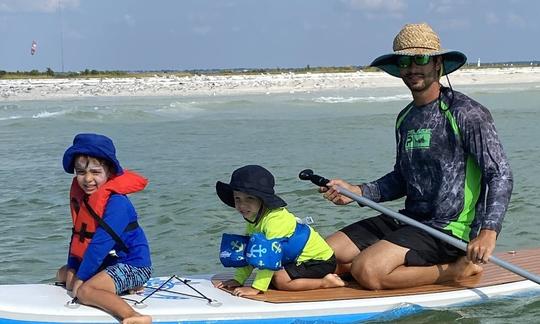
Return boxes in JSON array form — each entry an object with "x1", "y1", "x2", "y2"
[{"x1": 2, "y1": 67, "x2": 540, "y2": 101}]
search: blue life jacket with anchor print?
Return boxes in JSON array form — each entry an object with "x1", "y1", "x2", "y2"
[{"x1": 219, "y1": 223, "x2": 310, "y2": 271}]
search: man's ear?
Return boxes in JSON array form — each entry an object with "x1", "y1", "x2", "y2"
[{"x1": 435, "y1": 56, "x2": 444, "y2": 77}]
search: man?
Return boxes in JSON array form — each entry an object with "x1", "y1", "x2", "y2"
[{"x1": 321, "y1": 23, "x2": 513, "y2": 290}]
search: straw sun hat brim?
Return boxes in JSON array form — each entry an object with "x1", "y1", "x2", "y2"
[{"x1": 370, "y1": 50, "x2": 467, "y2": 78}]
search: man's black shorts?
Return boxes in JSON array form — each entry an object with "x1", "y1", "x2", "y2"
[
  {"x1": 284, "y1": 255, "x2": 337, "y2": 280},
  {"x1": 340, "y1": 214, "x2": 465, "y2": 266}
]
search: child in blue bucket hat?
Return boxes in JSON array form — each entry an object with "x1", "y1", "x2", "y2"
[
  {"x1": 214, "y1": 165, "x2": 344, "y2": 297},
  {"x1": 56, "y1": 133, "x2": 152, "y2": 324}
]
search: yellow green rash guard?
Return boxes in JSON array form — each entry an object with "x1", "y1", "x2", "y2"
[
  {"x1": 233, "y1": 207, "x2": 334, "y2": 292},
  {"x1": 361, "y1": 87, "x2": 513, "y2": 241}
]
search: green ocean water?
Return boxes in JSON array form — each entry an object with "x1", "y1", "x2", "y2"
[{"x1": 1, "y1": 82, "x2": 540, "y2": 322}]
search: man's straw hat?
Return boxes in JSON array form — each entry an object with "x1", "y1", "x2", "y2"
[{"x1": 370, "y1": 23, "x2": 467, "y2": 77}]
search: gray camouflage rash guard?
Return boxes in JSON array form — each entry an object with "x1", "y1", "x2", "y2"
[{"x1": 361, "y1": 87, "x2": 513, "y2": 241}]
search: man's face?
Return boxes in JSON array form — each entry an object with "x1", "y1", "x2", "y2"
[{"x1": 399, "y1": 56, "x2": 441, "y2": 93}]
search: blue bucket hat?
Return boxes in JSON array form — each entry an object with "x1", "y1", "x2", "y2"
[
  {"x1": 62, "y1": 133, "x2": 123, "y2": 175},
  {"x1": 370, "y1": 23, "x2": 467, "y2": 78},
  {"x1": 216, "y1": 165, "x2": 287, "y2": 209}
]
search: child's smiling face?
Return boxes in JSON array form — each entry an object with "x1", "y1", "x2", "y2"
[
  {"x1": 74, "y1": 155, "x2": 111, "y2": 195},
  {"x1": 233, "y1": 190, "x2": 262, "y2": 222}
]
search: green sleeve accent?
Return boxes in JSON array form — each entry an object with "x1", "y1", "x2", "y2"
[
  {"x1": 250, "y1": 269, "x2": 275, "y2": 292},
  {"x1": 444, "y1": 156, "x2": 482, "y2": 241},
  {"x1": 440, "y1": 102, "x2": 482, "y2": 241},
  {"x1": 395, "y1": 102, "x2": 414, "y2": 129},
  {"x1": 440, "y1": 100, "x2": 461, "y2": 137},
  {"x1": 233, "y1": 266, "x2": 254, "y2": 285}
]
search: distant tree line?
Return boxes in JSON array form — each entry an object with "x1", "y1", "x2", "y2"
[
  {"x1": 0, "y1": 68, "x2": 129, "y2": 79},
  {"x1": 1, "y1": 62, "x2": 539, "y2": 79}
]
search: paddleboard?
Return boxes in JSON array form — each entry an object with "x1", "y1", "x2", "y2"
[{"x1": 0, "y1": 249, "x2": 539, "y2": 323}]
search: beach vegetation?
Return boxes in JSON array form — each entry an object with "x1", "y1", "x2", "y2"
[{"x1": 0, "y1": 61, "x2": 538, "y2": 79}]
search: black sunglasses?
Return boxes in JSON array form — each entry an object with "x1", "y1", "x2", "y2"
[{"x1": 397, "y1": 55, "x2": 432, "y2": 68}]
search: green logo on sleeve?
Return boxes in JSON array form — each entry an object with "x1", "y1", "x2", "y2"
[{"x1": 405, "y1": 129, "x2": 432, "y2": 151}]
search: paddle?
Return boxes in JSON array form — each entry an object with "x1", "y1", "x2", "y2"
[{"x1": 298, "y1": 169, "x2": 540, "y2": 285}]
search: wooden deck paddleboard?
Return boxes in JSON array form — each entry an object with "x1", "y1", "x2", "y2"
[
  {"x1": 213, "y1": 248, "x2": 540, "y2": 303},
  {"x1": 0, "y1": 249, "x2": 539, "y2": 323}
]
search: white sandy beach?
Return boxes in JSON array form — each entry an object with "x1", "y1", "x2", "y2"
[{"x1": 1, "y1": 67, "x2": 540, "y2": 101}]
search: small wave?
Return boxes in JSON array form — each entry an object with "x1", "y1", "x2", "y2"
[
  {"x1": 314, "y1": 94, "x2": 410, "y2": 103},
  {"x1": 0, "y1": 115, "x2": 22, "y2": 121},
  {"x1": 1, "y1": 104, "x2": 19, "y2": 110},
  {"x1": 165, "y1": 101, "x2": 205, "y2": 112},
  {"x1": 31, "y1": 110, "x2": 69, "y2": 119},
  {"x1": 153, "y1": 102, "x2": 206, "y2": 118}
]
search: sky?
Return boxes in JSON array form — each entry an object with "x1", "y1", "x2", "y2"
[{"x1": 1, "y1": 0, "x2": 539, "y2": 72}]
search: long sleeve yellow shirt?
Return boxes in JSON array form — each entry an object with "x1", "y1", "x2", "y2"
[{"x1": 233, "y1": 207, "x2": 333, "y2": 292}]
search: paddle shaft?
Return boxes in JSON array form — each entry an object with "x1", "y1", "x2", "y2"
[
  {"x1": 299, "y1": 169, "x2": 540, "y2": 285},
  {"x1": 335, "y1": 185, "x2": 540, "y2": 285}
]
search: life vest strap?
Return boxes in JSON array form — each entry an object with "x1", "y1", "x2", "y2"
[
  {"x1": 82, "y1": 199, "x2": 134, "y2": 253},
  {"x1": 72, "y1": 223, "x2": 94, "y2": 242}
]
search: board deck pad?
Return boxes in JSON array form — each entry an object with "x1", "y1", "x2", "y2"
[{"x1": 212, "y1": 249, "x2": 540, "y2": 303}]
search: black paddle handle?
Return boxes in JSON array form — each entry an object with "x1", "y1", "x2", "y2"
[{"x1": 298, "y1": 169, "x2": 330, "y2": 187}]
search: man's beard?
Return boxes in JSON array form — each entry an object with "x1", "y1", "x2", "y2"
[{"x1": 403, "y1": 69, "x2": 438, "y2": 93}]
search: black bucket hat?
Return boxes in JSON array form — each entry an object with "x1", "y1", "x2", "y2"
[{"x1": 216, "y1": 165, "x2": 287, "y2": 209}]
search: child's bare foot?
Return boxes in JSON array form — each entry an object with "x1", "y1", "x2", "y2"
[
  {"x1": 122, "y1": 314, "x2": 152, "y2": 324},
  {"x1": 322, "y1": 273, "x2": 346, "y2": 288},
  {"x1": 455, "y1": 256, "x2": 484, "y2": 280}
]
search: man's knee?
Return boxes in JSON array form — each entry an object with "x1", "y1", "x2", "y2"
[{"x1": 350, "y1": 257, "x2": 385, "y2": 290}]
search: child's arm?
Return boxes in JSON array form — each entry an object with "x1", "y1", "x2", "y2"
[
  {"x1": 250, "y1": 269, "x2": 274, "y2": 292},
  {"x1": 213, "y1": 279, "x2": 241, "y2": 289},
  {"x1": 247, "y1": 209, "x2": 297, "y2": 292},
  {"x1": 233, "y1": 265, "x2": 253, "y2": 285},
  {"x1": 76, "y1": 195, "x2": 132, "y2": 281}
]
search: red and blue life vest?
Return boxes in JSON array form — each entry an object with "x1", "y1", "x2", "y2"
[{"x1": 69, "y1": 170, "x2": 147, "y2": 261}]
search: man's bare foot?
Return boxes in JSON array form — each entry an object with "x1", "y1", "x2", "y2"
[
  {"x1": 122, "y1": 314, "x2": 152, "y2": 324},
  {"x1": 455, "y1": 256, "x2": 484, "y2": 280},
  {"x1": 322, "y1": 273, "x2": 346, "y2": 288}
]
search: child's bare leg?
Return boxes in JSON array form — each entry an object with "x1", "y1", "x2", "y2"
[
  {"x1": 56, "y1": 265, "x2": 77, "y2": 290},
  {"x1": 122, "y1": 315, "x2": 152, "y2": 324},
  {"x1": 56, "y1": 265, "x2": 68, "y2": 282},
  {"x1": 76, "y1": 271, "x2": 151, "y2": 324},
  {"x1": 272, "y1": 270, "x2": 345, "y2": 291}
]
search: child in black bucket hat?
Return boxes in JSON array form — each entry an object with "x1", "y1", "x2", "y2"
[{"x1": 214, "y1": 165, "x2": 344, "y2": 297}]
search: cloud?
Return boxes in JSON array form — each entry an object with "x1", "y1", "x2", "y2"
[
  {"x1": 192, "y1": 25, "x2": 212, "y2": 35},
  {"x1": 507, "y1": 13, "x2": 527, "y2": 28},
  {"x1": 124, "y1": 14, "x2": 136, "y2": 27},
  {"x1": 485, "y1": 12, "x2": 499, "y2": 25},
  {"x1": 427, "y1": 0, "x2": 467, "y2": 15},
  {"x1": 342, "y1": 0, "x2": 406, "y2": 13},
  {"x1": 441, "y1": 18, "x2": 469, "y2": 30},
  {"x1": 0, "y1": 0, "x2": 80, "y2": 13}
]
